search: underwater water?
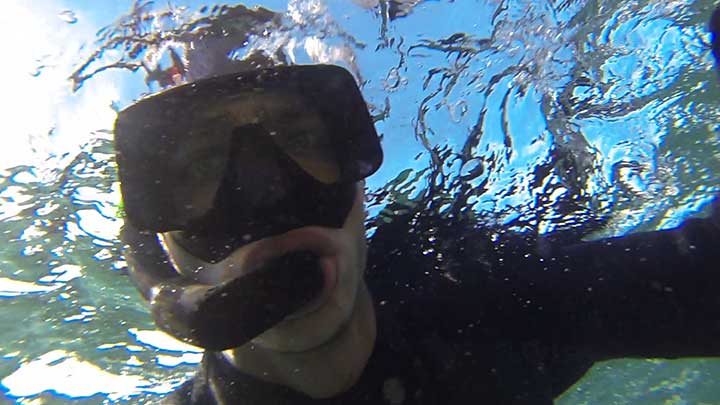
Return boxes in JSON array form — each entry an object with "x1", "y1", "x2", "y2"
[{"x1": 0, "y1": 0, "x2": 719, "y2": 403}]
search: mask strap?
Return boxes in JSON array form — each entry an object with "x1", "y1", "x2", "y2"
[{"x1": 120, "y1": 221, "x2": 323, "y2": 350}]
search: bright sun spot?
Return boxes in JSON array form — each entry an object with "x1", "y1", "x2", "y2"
[{"x1": 0, "y1": 0, "x2": 120, "y2": 171}]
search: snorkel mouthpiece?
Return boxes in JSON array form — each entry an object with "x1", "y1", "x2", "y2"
[
  {"x1": 152, "y1": 251, "x2": 324, "y2": 351},
  {"x1": 122, "y1": 221, "x2": 325, "y2": 350}
]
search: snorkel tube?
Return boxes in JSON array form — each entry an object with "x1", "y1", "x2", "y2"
[
  {"x1": 121, "y1": 221, "x2": 323, "y2": 351},
  {"x1": 116, "y1": 65, "x2": 382, "y2": 351}
]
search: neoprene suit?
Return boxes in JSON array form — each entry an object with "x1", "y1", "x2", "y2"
[{"x1": 159, "y1": 199, "x2": 720, "y2": 404}]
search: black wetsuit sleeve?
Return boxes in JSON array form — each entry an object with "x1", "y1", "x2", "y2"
[{"x1": 539, "y1": 199, "x2": 720, "y2": 360}]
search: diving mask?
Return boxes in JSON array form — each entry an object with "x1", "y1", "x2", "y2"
[{"x1": 115, "y1": 64, "x2": 382, "y2": 247}]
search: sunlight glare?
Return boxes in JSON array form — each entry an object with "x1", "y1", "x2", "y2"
[{"x1": 0, "y1": 0, "x2": 119, "y2": 171}]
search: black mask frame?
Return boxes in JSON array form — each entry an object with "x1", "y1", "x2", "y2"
[{"x1": 115, "y1": 64, "x2": 382, "y2": 233}]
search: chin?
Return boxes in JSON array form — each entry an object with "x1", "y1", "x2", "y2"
[{"x1": 225, "y1": 280, "x2": 377, "y2": 399}]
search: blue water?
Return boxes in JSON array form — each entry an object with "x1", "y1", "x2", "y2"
[{"x1": 0, "y1": 0, "x2": 719, "y2": 403}]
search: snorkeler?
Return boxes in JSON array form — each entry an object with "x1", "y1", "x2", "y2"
[{"x1": 115, "y1": 16, "x2": 720, "y2": 405}]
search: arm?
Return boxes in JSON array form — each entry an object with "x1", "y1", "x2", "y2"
[
  {"x1": 538, "y1": 198, "x2": 720, "y2": 359},
  {"x1": 541, "y1": 8, "x2": 720, "y2": 361}
]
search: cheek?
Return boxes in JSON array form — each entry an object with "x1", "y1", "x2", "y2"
[
  {"x1": 325, "y1": 219, "x2": 367, "y2": 323},
  {"x1": 354, "y1": 223, "x2": 368, "y2": 273},
  {"x1": 333, "y1": 207, "x2": 368, "y2": 307},
  {"x1": 343, "y1": 211, "x2": 368, "y2": 285}
]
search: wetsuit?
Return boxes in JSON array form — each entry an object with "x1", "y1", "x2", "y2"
[{"x1": 160, "y1": 199, "x2": 720, "y2": 404}]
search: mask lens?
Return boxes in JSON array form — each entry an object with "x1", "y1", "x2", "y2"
[
  {"x1": 169, "y1": 124, "x2": 358, "y2": 263},
  {"x1": 226, "y1": 92, "x2": 342, "y2": 184}
]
